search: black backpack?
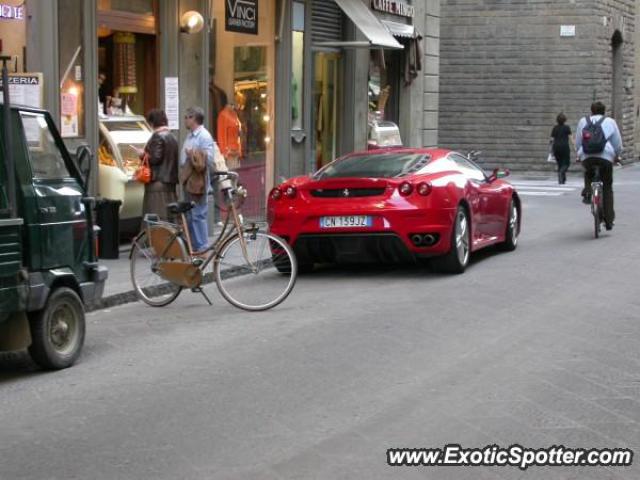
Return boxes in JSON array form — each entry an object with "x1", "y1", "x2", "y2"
[{"x1": 582, "y1": 116, "x2": 608, "y2": 154}]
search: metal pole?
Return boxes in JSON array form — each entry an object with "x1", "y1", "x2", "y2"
[{"x1": 1, "y1": 56, "x2": 17, "y2": 218}]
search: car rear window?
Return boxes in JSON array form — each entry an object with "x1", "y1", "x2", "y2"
[{"x1": 315, "y1": 153, "x2": 430, "y2": 179}]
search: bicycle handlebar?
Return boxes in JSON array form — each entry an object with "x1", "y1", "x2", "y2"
[{"x1": 211, "y1": 171, "x2": 239, "y2": 178}]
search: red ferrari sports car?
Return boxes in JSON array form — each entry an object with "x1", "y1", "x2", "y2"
[{"x1": 267, "y1": 148, "x2": 521, "y2": 273}]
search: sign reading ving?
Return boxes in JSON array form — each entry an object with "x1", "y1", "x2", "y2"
[{"x1": 226, "y1": 0, "x2": 258, "y2": 35}]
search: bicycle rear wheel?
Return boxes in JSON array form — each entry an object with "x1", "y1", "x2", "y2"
[
  {"x1": 592, "y1": 188, "x2": 602, "y2": 239},
  {"x1": 130, "y1": 231, "x2": 183, "y2": 307},
  {"x1": 214, "y1": 232, "x2": 297, "y2": 311}
]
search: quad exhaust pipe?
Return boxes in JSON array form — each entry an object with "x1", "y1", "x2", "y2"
[{"x1": 410, "y1": 234, "x2": 438, "y2": 247}]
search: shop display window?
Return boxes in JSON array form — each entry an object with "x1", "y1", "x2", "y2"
[
  {"x1": 97, "y1": 0, "x2": 158, "y2": 118},
  {"x1": 58, "y1": 0, "x2": 86, "y2": 140},
  {"x1": 312, "y1": 52, "x2": 341, "y2": 170},
  {"x1": 368, "y1": 49, "x2": 401, "y2": 124},
  {"x1": 212, "y1": 0, "x2": 275, "y2": 221}
]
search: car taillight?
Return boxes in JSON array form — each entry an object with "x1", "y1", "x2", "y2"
[
  {"x1": 399, "y1": 182, "x2": 413, "y2": 196},
  {"x1": 283, "y1": 186, "x2": 297, "y2": 199},
  {"x1": 270, "y1": 188, "x2": 282, "y2": 201},
  {"x1": 417, "y1": 182, "x2": 432, "y2": 196}
]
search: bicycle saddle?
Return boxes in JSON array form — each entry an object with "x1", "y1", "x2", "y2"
[{"x1": 167, "y1": 201, "x2": 196, "y2": 214}]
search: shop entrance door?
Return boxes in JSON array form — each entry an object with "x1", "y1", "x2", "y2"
[{"x1": 312, "y1": 52, "x2": 341, "y2": 171}]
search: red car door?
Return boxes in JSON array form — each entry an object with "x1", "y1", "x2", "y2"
[
  {"x1": 450, "y1": 154, "x2": 488, "y2": 242},
  {"x1": 478, "y1": 180, "x2": 509, "y2": 239}
]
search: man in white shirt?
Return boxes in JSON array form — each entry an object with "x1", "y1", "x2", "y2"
[{"x1": 574, "y1": 102, "x2": 622, "y2": 230}]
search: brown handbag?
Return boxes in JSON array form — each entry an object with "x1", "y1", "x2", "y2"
[
  {"x1": 134, "y1": 152, "x2": 152, "y2": 184},
  {"x1": 180, "y1": 149, "x2": 206, "y2": 196}
]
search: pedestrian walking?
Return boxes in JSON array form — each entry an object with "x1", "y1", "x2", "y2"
[
  {"x1": 179, "y1": 106, "x2": 217, "y2": 254},
  {"x1": 550, "y1": 113, "x2": 572, "y2": 184},
  {"x1": 140, "y1": 109, "x2": 179, "y2": 221}
]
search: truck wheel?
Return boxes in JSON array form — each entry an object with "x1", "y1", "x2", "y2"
[{"x1": 28, "y1": 287, "x2": 86, "y2": 370}]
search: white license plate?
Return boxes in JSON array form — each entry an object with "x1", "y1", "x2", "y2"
[{"x1": 320, "y1": 216, "x2": 372, "y2": 228}]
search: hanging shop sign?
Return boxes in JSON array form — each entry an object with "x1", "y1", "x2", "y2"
[
  {"x1": 371, "y1": 0, "x2": 415, "y2": 18},
  {"x1": 225, "y1": 0, "x2": 258, "y2": 35},
  {"x1": 0, "y1": 4, "x2": 24, "y2": 20},
  {"x1": 0, "y1": 73, "x2": 43, "y2": 108}
]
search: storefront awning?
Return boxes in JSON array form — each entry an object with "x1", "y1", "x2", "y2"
[
  {"x1": 381, "y1": 20, "x2": 419, "y2": 39},
  {"x1": 315, "y1": 0, "x2": 403, "y2": 50}
]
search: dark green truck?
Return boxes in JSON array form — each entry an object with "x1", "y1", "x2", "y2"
[{"x1": 0, "y1": 96, "x2": 107, "y2": 369}]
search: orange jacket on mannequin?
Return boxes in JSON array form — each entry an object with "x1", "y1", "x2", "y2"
[{"x1": 217, "y1": 106, "x2": 243, "y2": 158}]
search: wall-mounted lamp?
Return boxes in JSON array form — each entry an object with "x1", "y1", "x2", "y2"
[{"x1": 180, "y1": 11, "x2": 205, "y2": 34}]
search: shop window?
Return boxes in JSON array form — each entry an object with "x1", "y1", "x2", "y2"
[
  {"x1": 58, "y1": 0, "x2": 86, "y2": 139},
  {"x1": 368, "y1": 49, "x2": 400, "y2": 124},
  {"x1": 291, "y1": 1, "x2": 305, "y2": 130},
  {"x1": 98, "y1": 30, "x2": 158, "y2": 117},
  {"x1": 312, "y1": 52, "x2": 341, "y2": 170},
  {"x1": 20, "y1": 113, "x2": 71, "y2": 179},
  {"x1": 212, "y1": 0, "x2": 275, "y2": 221}
]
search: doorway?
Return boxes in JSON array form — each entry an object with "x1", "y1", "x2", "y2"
[
  {"x1": 611, "y1": 30, "x2": 624, "y2": 125},
  {"x1": 312, "y1": 52, "x2": 342, "y2": 171}
]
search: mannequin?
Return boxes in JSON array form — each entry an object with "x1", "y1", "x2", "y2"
[{"x1": 217, "y1": 103, "x2": 243, "y2": 169}]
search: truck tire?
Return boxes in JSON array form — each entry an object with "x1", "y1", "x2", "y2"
[{"x1": 28, "y1": 287, "x2": 86, "y2": 370}]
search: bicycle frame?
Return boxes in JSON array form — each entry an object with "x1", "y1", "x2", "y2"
[
  {"x1": 131, "y1": 170, "x2": 298, "y2": 311},
  {"x1": 139, "y1": 173, "x2": 259, "y2": 284}
]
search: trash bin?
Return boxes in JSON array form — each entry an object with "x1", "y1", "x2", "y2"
[{"x1": 95, "y1": 199, "x2": 122, "y2": 259}]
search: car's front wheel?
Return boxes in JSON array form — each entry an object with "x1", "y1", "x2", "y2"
[{"x1": 432, "y1": 205, "x2": 470, "y2": 274}]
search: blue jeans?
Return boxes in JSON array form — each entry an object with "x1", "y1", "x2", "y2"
[{"x1": 185, "y1": 193, "x2": 208, "y2": 252}]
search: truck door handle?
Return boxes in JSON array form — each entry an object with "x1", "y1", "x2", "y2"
[{"x1": 39, "y1": 207, "x2": 57, "y2": 214}]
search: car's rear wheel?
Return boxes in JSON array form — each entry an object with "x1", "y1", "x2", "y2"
[
  {"x1": 499, "y1": 199, "x2": 519, "y2": 251},
  {"x1": 432, "y1": 205, "x2": 470, "y2": 274}
]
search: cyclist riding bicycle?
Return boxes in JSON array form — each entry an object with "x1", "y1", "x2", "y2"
[{"x1": 575, "y1": 101, "x2": 623, "y2": 231}]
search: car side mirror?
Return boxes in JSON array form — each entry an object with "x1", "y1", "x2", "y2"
[
  {"x1": 489, "y1": 168, "x2": 510, "y2": 182},
  {"x1": 76, "y1": 144, "x2": 92, "y2": 188}
]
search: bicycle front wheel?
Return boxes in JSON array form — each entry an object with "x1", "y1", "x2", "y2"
[
  {"x1": 214, "y1": 232, "x2": 297, "y2": 311},
  {"x1": 130, "y1": 231, "x2": 183, "y2": 307}
]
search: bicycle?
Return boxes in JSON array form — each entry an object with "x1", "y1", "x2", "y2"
[{"x1": 129, "y1": 171, "x2": 297, "y2": 311}]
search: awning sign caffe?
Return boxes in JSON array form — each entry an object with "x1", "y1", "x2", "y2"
[{"x1": 371, "y1": 0, "x2": 415, "y2": 18}]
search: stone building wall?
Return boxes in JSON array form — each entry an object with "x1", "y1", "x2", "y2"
[{"x1": 439, "y1": 0, "x2": 636, "y2": 171}]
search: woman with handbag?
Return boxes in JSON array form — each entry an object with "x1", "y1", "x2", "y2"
[
  {"x1": 550, "y1": 113, "x2": 573, "y2": 185},
  {"x1": 137, "y1": 109, "x2": 179, "y2": 221}
]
